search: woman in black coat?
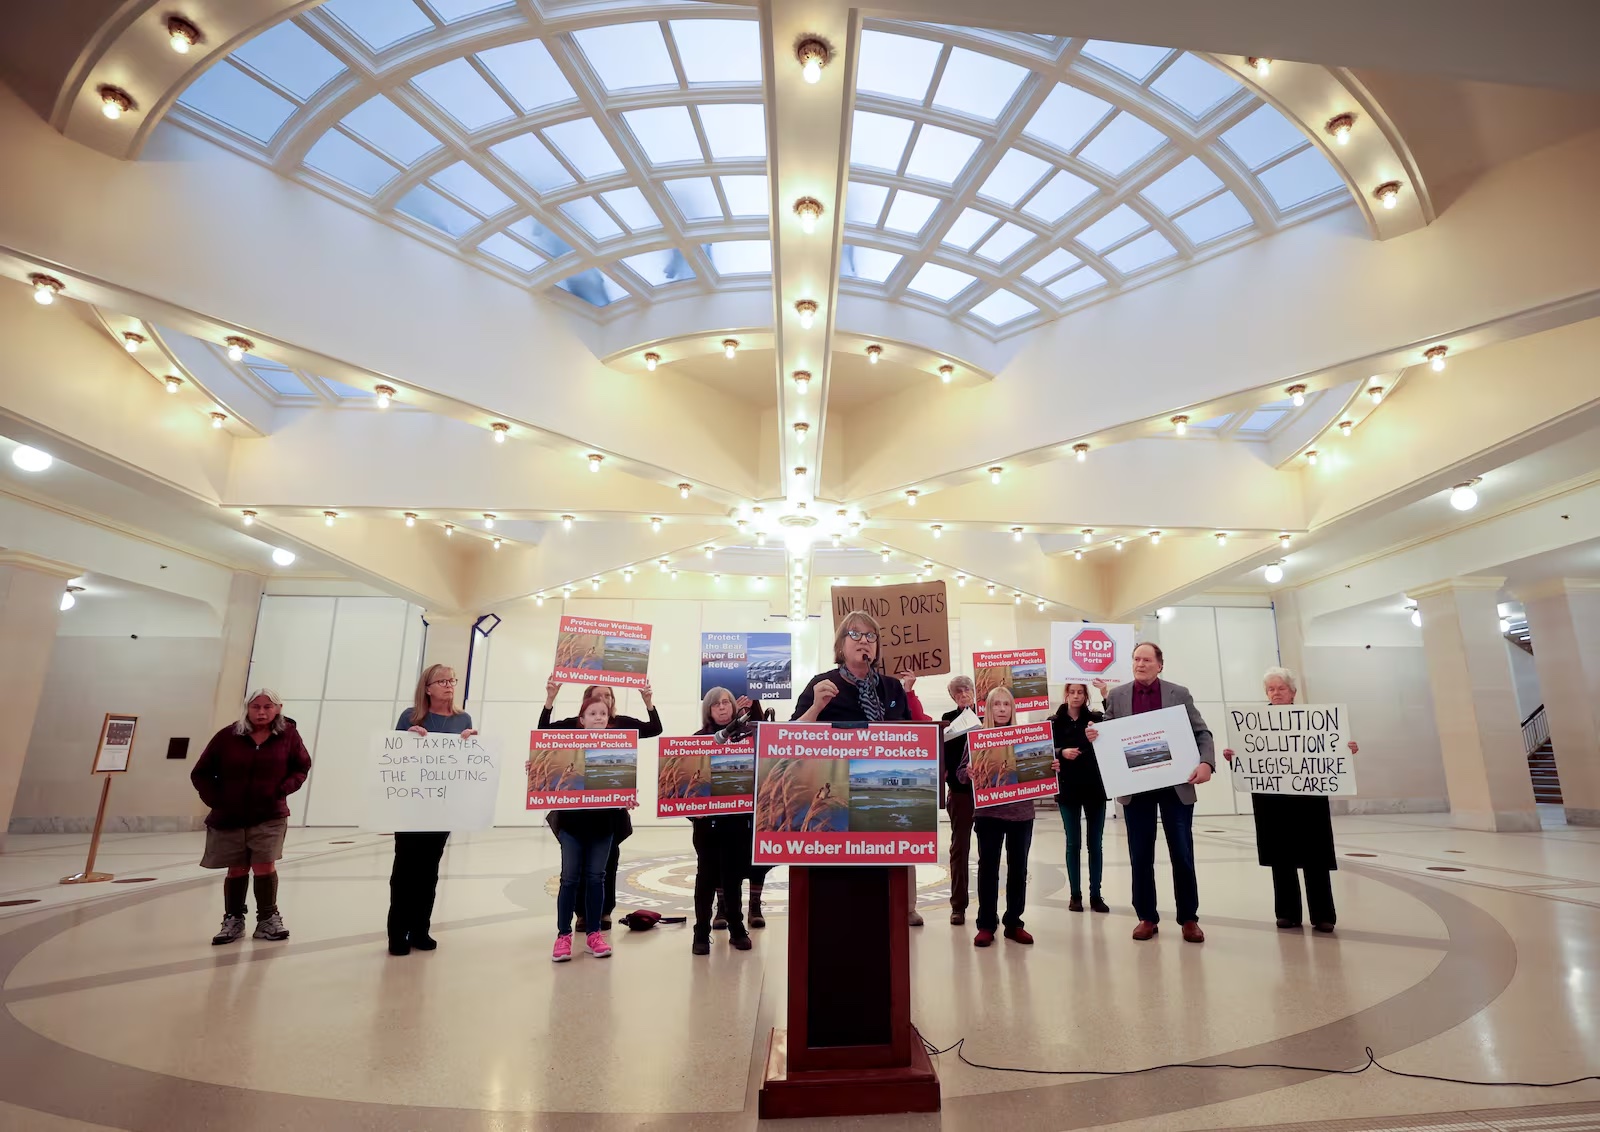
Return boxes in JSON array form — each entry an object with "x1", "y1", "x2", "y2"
[
  {"x1": 791, "y1": 611, "x2": 911, "y2": 724},
  {"x1": 1051, "y1": 682, "x2": 1109, "y2": 913}
]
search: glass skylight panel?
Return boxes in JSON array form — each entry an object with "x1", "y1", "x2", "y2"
[
  {"x1": 1078, "y1": 40, "x2": 1172, "y2": 82},
  {"x1": 906, "y1": 263, "x2": 978, "y2": 302},
  {"x1": 904, "y1": 125, "x2": 981, "y2": 184},
  {"x1": 1022, "y1": 247, "x2": 1079, "y2": 283},
  {"x1": 857, "y1": 31, "x2": 943, "y2": 103},
  {"x1": 601, "y1": 187, "x2": 661, "y2": 231},
  {"x1": 477, "y1": 41, "x2": 576, "y2": 112},
  {"x1": 882, "y1": 190, "x2": 940, "y2": 234},
  {"x1": 1047, "y1": 267, "x2": 1105, "y2": 300},
  {"x1": 1078, "y1": 111, "x2": 1166, "y2": 176},
  {"x1": 623, "y1": 106, "x2": 703, "y2": 165},
  {"x1": 396, "y1": 185, "x2": 478, "y2": 237},
  {"x1": 1104, "y1": 230, "x2": 1176, "y2": 273},
  {"x1": 1222, "y1": 104, "x2": 1308, "y2": 169},
  {"x1": 249, "y1": 364, "x2": 312, "y2": 397},
  {"x1": 431, "y1": 161, "x2": 513, "y2": 215},
  {"x1": 845, "y1": 181, "x2": 890, "y2": 226},
  {"x1": 702, "y1": 240, "x2": 772, "y2": 275},
  {"x1": 1149, "y1": 53, "x2": 1239, "y2": 118},
  {"x1": 850, "y1": 112, "x2": 915, "y2": 172},
  {"x1": 1237, "y1": 409, "x2": 1286, "y2": 432},
  {"x1": 177, "y1": 64, "x2": 296, "y2": 143},
  {"x1": 1077, "y1": 205, "x2": 1146, "y2": 251},
  {"x1": 231, "y1": 21, "x2": 345, "y2": 100},
  {"x1": 620, "y1": 249, "x2": 693, "y2": 286},
  {"x1": 968, "y1": 289, "x2": 1038, "y2": 326},
  {"x1": 719, "y1": 175, "x2": 768, "y2": 217},
  {"x1": 943, "y1": 208, "x2": 1000, "y2": 250},
  {"x1": 1023, "y1": 83, "x2": 1113, "y2": 155},
  {"x1": 1140, "y1": 155, "x2": 1224, "y2": 214},
  {"x1": 669, "y1": 20, "x2": 763, "y2": 84},
  {"x1": 561, "y1": 197, "x2": 624, "y2": 241},
  {"x1": 321, "y1": 0, "x2": 432, "y2": 51},
  {"x1": 557, "y1": 268, "x2": 629, "y2": 307},
  {"x1": 1192, "y1": 415, "x2": 1230, "y2": 430},
  {"x1": 304, "y1": 129, "x2": 399, "y2": 195},
  {"x1": 1258, "y1": 147, "x2": 1346, "y2": 208},
  {"x1": 975, "y1": 223, "x2": 1035, "y2": 263},
  {"x1": 841, "y1": 245, "x2": 901, "y2": 283},
  {"x1": 478, "y1": 232, "x2": 544, "y2": 271},
  {"x1": 509, "y1": 216, "x2": 572, "y2": 258},
  {"x1": 572, "y1": 23, "x2": 678, "y2": 92},
  {"x1": 425, "y1": 0, "x2": 514, "y2": 21},
  {"x1": 665, "y1": 177, "x2": 723, "y2": 220},
  {"x1": 698, "y1": 104, "x2": 766, "y2": 160},
  {"x1": 322, "y1": 378, "x2": 375, "y2": 399},
  {"x1": 542, "y1": 118, "x2": 624, "y2": 179},
  {"x1": 1022, "y1": 169, "x2": 1096, "y2": 224},
  {"x1": 340, "y1": 96, "x2": 440, "y2": 165},
  {"x1": 933, "y1": 48, "x2": 1028, "y2": 121},
  {"x1": 489, "y1": 133, "x2": 574, "y2": 194},
  {"x1": 978, "y1": 149, "x2": 1051, "y2": 207},
  {"x1": 1175, "y1": 192, "x2": 1251, "y2": 243},
  {"x1": 413, "y1": 59, "x2": 514, "y2": 130}
]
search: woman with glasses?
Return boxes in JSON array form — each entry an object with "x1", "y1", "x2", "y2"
[
  {"x1": 793, "y1": 612, "x2": 911, "y2": 724},
  {"x1": 387, "y1": 663, "x2": 477, "y2": 956}
]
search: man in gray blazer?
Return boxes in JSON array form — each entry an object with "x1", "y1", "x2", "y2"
[{"x1": 1087, "y1": 642, "x2": 1215, "y2": 942}]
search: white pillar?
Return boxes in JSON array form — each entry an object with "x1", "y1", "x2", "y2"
[
  {"x1": 208, "y1": 571, "x2": 265, "y2": 732},
  {"x1": 1516, "y1": 579, "x2": 1600, "y2": 826}
]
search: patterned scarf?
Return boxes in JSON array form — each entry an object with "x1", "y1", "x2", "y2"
[{"x1": 839, "y1": 666, "x2": 885, "y2": 722}]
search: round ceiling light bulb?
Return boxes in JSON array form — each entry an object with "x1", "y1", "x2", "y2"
[
  {"x1": 210, "y1": 412, "x2": 227, "y2": 429},
  {"x1": 1287, "y1": 384, "x2": 1307, "y2": 407},
  {"x1": 796, "y1": 38, "x2": 828, "y2": 83},
  {"x1": 650, "y1": 517, "x2": 662, "y2": 532},
  {"x1": 1149, "y1": 530, "x2": 1161, "y2": 545},
  {"x1": 1305, "y1": 450, "x2": 1319, "y2": 465},
  {"x1": 271, "y1": 547, "x2": 296, "y2": 567},
  {"x1": 1073, "y1": 443, "x2": 1089, "y2": 462},
  {"x1": 1374, "y1": 181, "x2": 1403, "y2": 210},
  {"x1": 931, "y1": 524, "x2": 942, "y2": 538},
  {"x1": 793, "y1": 422, "x2": 809, "y2": 443},
  {"x1": 165, "y1": 375, "x2": 182, "y2": 394},
  {"x1": 1074, "y1": 548, "x2": 1084, "y2": 560},
  {"x1": 323, "y1": 511, "x2": 337, "y2": 526},
  {"x1": 905, "y1": 490, "x2": 917, "y2": 506},
  {"x1": 1264, "y1": 562, "x2": 1284, "y2": 585},
  {"x1": 1247, "y1": 56, "x2": 1272, "y2": 77},
  {"x1": 16, "y1": 444, "x2": 58, "y2": 471},
  {"x1": 29, "y1": 274, "x2": 63, "y2": 305},
  {"x1": 404, "y1": 512, "x2": 417, "y2": 527},
  {"x1": 168, "y1": 16, "x2": 200, "y2": 53},
  {"x1": 793, "y1": 196, "x2": 824, "y2": 233},
  {"x1": 561, "y1": 514, "x2": 572, "y2": 530},
  {"x1": 588, "y1": 453, "x2": 603, "y2": 472},
  {"x1": 792, "y1": 370, "x2": 811, "y2": 393},
  {"x1": 937, "y1": 364, "x2": 954, "y2": 384},
  {"x1": 1449, "y1": 481, "x2": 1480, "y2": 511},
  {"x1": 484, "y1": 513, "x2": 497, "y2": 529},
  {"x1": 678, "y1": 482, "x2": 692, "y2": 499},
  {"x1": 989, "y1": 466, "x2": 1003, "y2": 484},
  {"x1": 1215, "y1": 531, "x2": 1228, "y2": 546},
  {"x1": 1339, "y1": 420, "x2": 1353, "y2": 437},
  {"x1": 122, "y1": 332, "x2": 145, "y2": 352},
  {"x1": 493, "y1": 537, "x2": 502, "y2": 550},
  {"x1": 1410, "y1": 608, "x2": 1422, "y2": 628},
  {"x1": 492, "y1": 422, "x2": 509, "y2": 443},
  {"x1": 795, "y1": 300, "x2": 817, "y2": 330},
  {"x1": 644, "y1": 351, "x2": 659, "y2": 371},
  {"x1": 866, "y1": 344, "x2": 882, "y2": 364},
  {"x1": 1172, "y1": 415, "x2": 1188, "y2": 435},
  {"x1": 241, "y1": 510, "x2": 256, "y2": 526},
  {"x1": 1081, "y1": 528, "x2": 1094, "y2": 544},
  {"x1": 374, "y1": 384, "x2": 394, "y2": 408},
  {"x1": 1114, "y1": 538, "x2": 1124, "y2": 552},
  {"x1": 1426, "y1": 345, "x2": 1448, "y2": 372},
  {"x1": 1279, "y1": 533, "x2": 1292, "y2": 549},
  {"x1": 1325, "y1": 113, "x2": 1355, "y2": 145},
  {"x1": 1012, "y1": 527, "x2": 1024, "y2": 542},
  {"x1": 223, "y1": 336, "x2": 252, "y2": 362},
  {"x1": 722, "y1": 338, "x2": 739, "y2": 360},
  {"x1": 1368, "y1": 385, "x2": 1385, "y2": 404},
  {"x1": 444, "y1": 523, "x2": 454, "y2": 537},
  {"x1": 98, "y1": 85, "x2": 133, "y2": 120}
]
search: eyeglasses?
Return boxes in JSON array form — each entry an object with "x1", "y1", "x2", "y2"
[
  {"x1": 845, "y1": 630, "x2": 878, "y2": 643},
  {"x1": 429, "y1": 677, "x2": 458, "y2": 686}
]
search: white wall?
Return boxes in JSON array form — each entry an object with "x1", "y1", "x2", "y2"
[{"x1": 1505, "y1": 640, "x2": 1542, "y2": 722}]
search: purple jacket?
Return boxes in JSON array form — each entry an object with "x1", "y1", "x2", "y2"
[{"x1": 191, "y1": 722, "x2": 312, "y2": 829}]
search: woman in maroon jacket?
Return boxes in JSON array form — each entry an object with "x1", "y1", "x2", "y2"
[{"x1": 190, "y1": 689, "x2": 312, "y2": 945}]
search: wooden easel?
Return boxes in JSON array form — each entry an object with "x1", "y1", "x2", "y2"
[{"x1": 61, "y1": 713, "x2": 137, "y2": 884}]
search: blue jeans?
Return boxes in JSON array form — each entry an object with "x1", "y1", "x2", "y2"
[
  {"x1": 556, "y1": 830, "x2": 613, "y2": 936},
  {"x1": 1122, "y1": 787, "x2": 1198, "y2": 924},
  {"x1": 1056, "y1": 797, "x2": 1106, "y2": 898},
  {"x1": 974, "y1": 817, "x2": 1034, "y2": 932}
]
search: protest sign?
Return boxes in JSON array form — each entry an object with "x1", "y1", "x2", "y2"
[
  {"x1": 965, "y1": 721, "x2": 1058, "y2": 808},
  {"x1": 829, "y1": 580, "x2": 950, "y2": 676},
  {"x1": 1225, "y1": 703, "x2": 1357, "y2": 795},
  {"x1": 752, "y1": 722, "x2": 941, "y2": 865},
  {"x1": 973, "y1": 648, "x2": 1049, "y2": 713},
  {"x1": 366, "y1": 732, "x2": 501, "y2": 831},
  {"x1": 525, "y1": 729, "x2": 638, "y2": 809},
  {"x1": 1049, "y1": 622, "x2": 1136, "y2": 683},
  {"x1": 657, "y1": 734, "x2": 756, "y2": 817},
  {"x1": 700, "y1": 632, "x2": 792, "y2": 700},
  {"x1": 1090, "y1": 706, "x2": 1201, "y2": 797},
  {"x1": 552, "y1": 616, "x2": 652, "y2": 689}
]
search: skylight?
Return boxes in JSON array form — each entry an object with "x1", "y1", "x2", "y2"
[
  {"x1": 396, "y1": 185, "x2": 478, "y2": 237},
  {"x1": 857, "y1": 31, "x2": 943, "y2": 103},
  {"x1": 851, "y1": 112, "x2": 915, "y2": 171},
  {"x1": 1149, "y1": 54, "x2": 1239, "y2": 119},
  {"x1": 231, "y1": 21, "x2": 345, "y2": 100},
  {"x1": 669, "y1": 19, "x2": 763, "y2": 84},
  {"x1": 905, "y1": 125, "x2": 982, "y2": 184},
  {"x1": 698, "y1": 104, "x2": 766, "y2": 160},
  {"x1": 622, "y1": 249, "x2": 695, "y2": 286},
  {"x1": 489, "y1": 133, "x2": 573, "y2": 194},
  {"x1": 1078, "y1": 205, "x2": 1147, "y2": 252},
  {"x1": 624, "y1": 106, "x2": 703, "y2": 165},
  {"x1": 933, "y1": 49, "x2": 1028, "y2": 121},
  {"x1": 321, "y1": 0, "x2": 432, "y2": 51},
  {"x1": 1079, "y1": 40, "x2": 1171, "y2": 82},
  {"x1": 1175, "y1": 193, "x2": 1251, "y2": 243},
  {"x1": 572, "y1": 22, "x2": 677, "y2": 92},
  {"x1": 479, "y1": 232, "x2": 544, "y2": 271},
  {"x1": 702, "y1": 240, "x2": 772, "y2": 276},
  {"x1": 558, "y1": 268, "x2": 629, "y2": 307},
  {"x1": 542, "y1": 118, "x2": 624, "y2": 179},
  {"x1": 431, "y1": 162, "x2": 513, "y2": 216},
  {"x1": 1023, "y1": 85, "x2": 1112, "y2": 155},
  {"x1": 304, "y1": 130, "x2": 399, "y2": 195},
  {"x1": 979, "y1": 149, "x2": 1051, "y2": 207},
  {"x1": 1237, "y1": 409, "x2": 1287, "y2": 432},
  {"x1": 846, "y1": 182, "x2": 890, "y2": 226},
  {"x1": 884, "y1": 191, "x2": 941, "y2": 235},
  {"x1": 719, "y1": 175, "x2": 768, "y2": 217},
  {"x1": 177, "y1": 64, "x2": 296, "y2": 142},
  {"x1": 907, "y1": 263, "x2": 977, "y2": 302},
  {"x1": 666, "y1": 178, "x2": 722, "y2": 221},
  {"x1": 841, "y1": 245, "x2": 902, "y2": 283},
  {"x1": 1223, "y1": 105, "x2": 1308, "y2": 169},
  {"x1": 968, "y1": 290, "x2": 1038, "y2": 325},
  {"x1": 478, "y1": 41, "x2": 576, "y2": 112}
]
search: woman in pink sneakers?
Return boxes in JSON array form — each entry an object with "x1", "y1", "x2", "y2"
[
  {"x1": 550, "y1": 692, "x2": 636, "y2": 962},
  {"x1": 958, "y1": 687, "x2": 1036, "y2": 948}
]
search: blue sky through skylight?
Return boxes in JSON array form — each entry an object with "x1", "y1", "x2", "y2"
[
  {"x1": 572, "y1": 23, "x2": 677, "y2": 91},
  {"x1": 670, "y1": 20, "x2": 762, "y2": 84}
]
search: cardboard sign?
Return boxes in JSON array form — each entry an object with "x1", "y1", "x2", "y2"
[
  {"x1": 829, "y1": 580, "x2": 950, "y2": 677},
  {"x1": 1090, "y1": 706, "x2": 1201, "y2": 797},
  {"x1": 1225, "y1": 703, "x2": 1357, "y2": 795},
  {"x1": 657, "y1": 734, "x2": 755, "y2": 817},
  {"x1": 752, "y1": 722, "x2": 941, "y2": 865},
  {"x1": 91, "y1": 713, "x2": 138, "y2": 773},
  {"x1": 973, "y1": 649, "x2": 1049, "y2": 713},
  {"x1": 1049, "y1": 622, "x2": 1136, "y2": 683},
  {"x1": 701, "y1": 632, "x2": 792, "y2": 700},
  {"x1": 965, "y1": 721, "x2": 1058, "y2": 808},
  {"x1": 552, "y1": 616, "x2": 652, "y2": 689},
  {"x1": 526, "y1": 729, "x2": 638, "y2": 809},
  {"x1": 365, "y1": 732, "x2": 501, "y2": 832}
]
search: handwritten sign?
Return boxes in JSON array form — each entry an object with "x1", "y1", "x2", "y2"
[
  {"x1": 657, "y1": 734, "x2": 755, "y2": 817},
  {"x1": 752, "y1": 722, "x2": 940, "y2": 865},
  {"x1": 701, "y1": 632, "x2": 792, "y2": 700},
  {"x1": 1090, "y1": 706, "x2": 1201, "y2": 798},
  {"x1": 1049, "y1": 622, "x2": 1136, "y2": 683},
  {"x1": 966, "y1": 721, "x2": 1058, "y2": 808},
  {"x1": 552, "y1": 616, "x2": 652, "y2": 689},
  {"x1": 973, "y1": 649, "x2": 1049, "y2": 713},
  {"x1": 365, "y1": 732, "x2": 501, "y2": 832},
  {"x1": 1225, "y1": 703, "x2": 1357, "y2": 795},
  {"x1": 526, "y1": 728, "x2": 638, "y2": 809},
  {"x1": 829, "y1": 580, "x2": 950, "y2": 677}
]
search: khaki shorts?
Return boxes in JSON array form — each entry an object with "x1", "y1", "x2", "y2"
[{"x1": 201, "y1": 818, "x2": 289, "y2": 868}]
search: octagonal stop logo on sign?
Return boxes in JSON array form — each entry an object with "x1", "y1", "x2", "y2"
[{"x1": 1070, "y1": 628, "x2": 1116, "y2": 674}]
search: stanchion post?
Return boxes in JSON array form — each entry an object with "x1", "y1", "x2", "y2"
[{"x1": 60, "y1": 774, "x2": 115, "y2": 884}]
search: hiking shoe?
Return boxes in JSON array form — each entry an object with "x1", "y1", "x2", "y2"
[
  {"x1": 552, "y1": 933, "x2": 573, "y2": 963},
  {"x1": 712, "y1": 896, "x2": 728, "y2": 931},
  {"x1": 1003, "y1": 925, "x2": 1034, "y2": 945},
  {"x1": 950, "y1": 910, "x2": 966, "y2": 925},
  {"x1": 211, "y1": 914, "x2": 246, "y2": 946},
  {"x1": 692, "y1": 930, "x2": 711, "y2": 955},
  {"x1": 252, "y1": 912, "x2": 289, "y2": 941},
  {"x1": 586, "y1": 931, "x2": 612, "y2": 958},
  {"x1": 730, "y1": 932, "x2": 753, "y2": 951},
  {"x1": 749, "y1": 901, "x2": 766, "y2": 929}
]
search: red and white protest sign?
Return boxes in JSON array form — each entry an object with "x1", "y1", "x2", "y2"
[
  {"x1": 751, "y1": 722, "x2": 940, "y2": 866},
  {"x1": 552, "y1": 615, "x2": 652, "y2": 690},
  {"x1": 1049, "y1": 622, "x2": 1136, "y2": 683},
  {"x1": 972, "y1": 648, "x2": 1049, "y2": 712},
  {"x1": 525, "y1": 729, "x2": 638, "y2": 810},
  {"x1": 965, "y1": 721, "x2": 1059, "y2": 808},
  {"x1": 657, "y1": 734, "x2": 755, "y2": 818}
]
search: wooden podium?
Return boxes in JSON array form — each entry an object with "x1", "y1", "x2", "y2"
[{"x1": 758, "y1": 863, "x2": 940, "y2": 1118}]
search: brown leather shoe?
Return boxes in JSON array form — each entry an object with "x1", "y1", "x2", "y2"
[
  {"x1": 1132, "y1": 920, "x2": 1158, "y2": 941},
  {"x1": 950, "y1": 910, "x2": 965, "y2": 925},
  {"x1": 1182, "y1": 921, "x2": 1206, "y2": 943}
]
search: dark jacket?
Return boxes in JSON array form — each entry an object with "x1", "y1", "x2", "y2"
[
  {"x1": 941, "y1": 706, "x2": 973, "y2": 795},
  {"x1": 190, "y1": 721, "x2": 312, "y2": 830},
  {"x1": 791, "y1": 668, "x2": 911, "y2": 723},
  {"x1": 1051, "y1": 705, "x2": 1106, "y2": 803},
  {"x1": 540, "y1": 705, "x2": 661, "y2": 738},
  {"x1": 538, "y1": 715, "x2": 636, "y2": 844}
]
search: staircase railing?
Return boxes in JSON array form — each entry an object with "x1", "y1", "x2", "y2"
[{"x1": 1521, "y1": 704, "x2": 1549, "y2": 756}]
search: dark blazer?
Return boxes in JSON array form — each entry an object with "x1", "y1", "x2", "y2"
[
  {"x1": 791, "y1": 668, "x2": 910, "y2": 723},
  {"x1": 540, "y1": 706, "x2": 662, "y2": 738},
  {"x1": 1051, "y1": 705, "x2": 1106, "y2": 803},
  {"x1": 940, "y1": 706, "x2": 973, "y2": 795},
  {"x1": 1101, "y1": 678, "x2": 1215, "y2": 805}
]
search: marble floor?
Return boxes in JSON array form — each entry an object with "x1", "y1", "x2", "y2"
[{"x1": 0, "y1": 812, "x2": 1597, "y2": 1131}]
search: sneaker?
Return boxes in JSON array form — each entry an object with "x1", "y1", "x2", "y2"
[
  {"x1": 1068, "y1": 895, "x2": 1084, "y2": 912},
  {"x1": 908, "y1": 910, "x2": 925, "y2": 927},
  {"x1": 586, "y1": 931, "x2": 612, "y2": 958},
  {"x1": 211, "y1": 914, "x2": 246, "y2": 946},
  {"x1": 1003, "y1": 925, "x2": 1034, "y2": 945},
  {"x1": 974, "y1": 929, "x2": 995, "y2": 948},
  {"x1": 692, "y1": 930, "x2": 711, "y2": 955},
  {"x1": 730, "y1": 932, "x2": 753, "y2": 951},
  {"x1": 552, "y1": 933, "x2": 573, "y2": 963},
  {"x1": 252, "y1": 912, "x2": 289, "y2": 941},
  {"x1": 1090, "y1": 895, "x2": 1110, "y2": 914}
]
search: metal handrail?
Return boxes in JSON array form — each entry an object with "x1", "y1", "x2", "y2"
[{"x1": 1522, "y1": 705, "x2": 1550, "y2": 756}]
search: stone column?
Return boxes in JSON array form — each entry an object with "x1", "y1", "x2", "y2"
[
  {"x1": 0, "y1": 551, "x2": 80, "y2": 851},
  {"x1": 1516, "y1": 579, "x2": 1600, "y2": 827},
  {"x1": 1412, "y1": 577, "x2": 1539, "y2": 832},
  {"x1": 1272, "y1": 589, "x2": 1309, "y2": 698},
  {"x1": 208, "y1": 571, "x2": 266, "y2": 733}
]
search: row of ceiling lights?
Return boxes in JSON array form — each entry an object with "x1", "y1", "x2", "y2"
[
  {"x1": 641, "y1": 339, "x2": 955, "y2": 386},
  {"x1": 1297, "y1": 347, "x2": 1451, "y2": 465}
]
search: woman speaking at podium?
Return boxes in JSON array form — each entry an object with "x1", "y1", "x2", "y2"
[{"x1": 793, "y1": 612, "x2": 910, "y2": 724}]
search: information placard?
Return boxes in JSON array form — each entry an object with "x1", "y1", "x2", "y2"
[
  {"x1": 365, "y1": 732, "x2": 501, "y2": 831},
  {"x1": 657, "y1": 734, "x2": 756, "y2": 817},
  {"x1": 700, "y1": 632, "x2": 792, "y2": 700},
  {"x1": 973, "y1": 649, "x2": 1049, "y2": 713},
  {"x1": 1225, "y1": 703, "x2": 1357, "y2": 795},
  {"x1": 552, "y1": 616, "x2": 652, "y2": 689},
  {"x1": 91, "y1": 713, "x2": 138, "y2": 774},
  {"x1": 1049, "y1": 622, "x2": 1136, "y2": 683},
  {"x1": 752, "y1": 722, "x2": 941, "y2": 865},
  {"x1": 829, "y1": 581, "x2": 950, "y2": 677},
  {"x1": 526, "y1": 729, "x2": 639, "y2": 809},
  {"x1": 1090, "y1": 706, "x2": 1201, "y2": 797},
  {"x1": 965, "y1": 721, "x2": 1059, "y2": 808}
]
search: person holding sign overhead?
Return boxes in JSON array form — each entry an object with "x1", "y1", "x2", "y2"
[
  {"x1": 1222, "y1": 667, "x2": 1355, "y2": 933},
  {"x1": 1052, "y1": 683, "x2": 1109, "y2": 914},
  {"x1": 957, "y1": 686, "x2": 1036, "y2": 947},
  {"x1": 1088, "y1": 642, "x2": 1215, "y2": 943}
]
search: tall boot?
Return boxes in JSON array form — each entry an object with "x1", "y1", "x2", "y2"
[
  {"x1": 712, "y1": 888, "x2": 728, "y2": 931},
  {"x1": 748, "y1": 884, "x2": 765, "y2": 929}
]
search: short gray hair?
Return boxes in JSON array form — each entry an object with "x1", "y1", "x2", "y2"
[
  {"x1": 947, "y1": 675, "x2": 974, "y2": 697},
  {"x1": 234, "y1": 688, "x2": 288, "y2": 736},
  {"x1": 1262, "y1": 667, "x2": 1298, "y2": 694}
]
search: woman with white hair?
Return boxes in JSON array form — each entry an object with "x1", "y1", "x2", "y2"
[
  {"x1": 1223, "y1": 667, "x2": 1357, "y2": 933},
  {"x1": 191, "y1": 689, "x2": 312, "y2": 945}
]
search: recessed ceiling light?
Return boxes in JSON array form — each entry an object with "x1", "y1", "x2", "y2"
[
  {"x1": 11, "y1": 445, "x2": 53, "y2": 472},
  {"x1": 271, "y1": 547, "x2": 296, "y2": 567}
]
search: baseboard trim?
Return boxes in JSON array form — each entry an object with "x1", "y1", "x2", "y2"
[
  {"x1": 7, "y1": 815, "x2": 209, "y2": 834},
  {"x1": 1328, "y1": 797, "x2": 1448, "y2": 816}
]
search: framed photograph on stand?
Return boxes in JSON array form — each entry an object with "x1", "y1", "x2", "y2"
[{"x1": 62, "y1": 713, "x2": 139, "y2": 884}]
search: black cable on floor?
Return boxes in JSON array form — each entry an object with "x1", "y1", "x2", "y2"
[{"x1": 916, "y1": 1035, "x2": 1600, "y2": 1089}]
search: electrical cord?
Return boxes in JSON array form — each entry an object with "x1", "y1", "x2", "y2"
[{"x1": 916, "y1": 1035, "x2": 1600, "y2": 1089}]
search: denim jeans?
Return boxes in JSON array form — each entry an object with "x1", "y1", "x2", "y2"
[
  {"x1": 1056, "y1": 797, "x2": 1106, "y2": 898},
  {"x1": 556, "y1": 830, "x2": 613, "y2": 936},
  {"x1": 974, "y1": 817, "x2": 1034, "y2": 932},
  {"x1": 1122, "y1": 787, "x2": 1197, "y2": 924}
]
